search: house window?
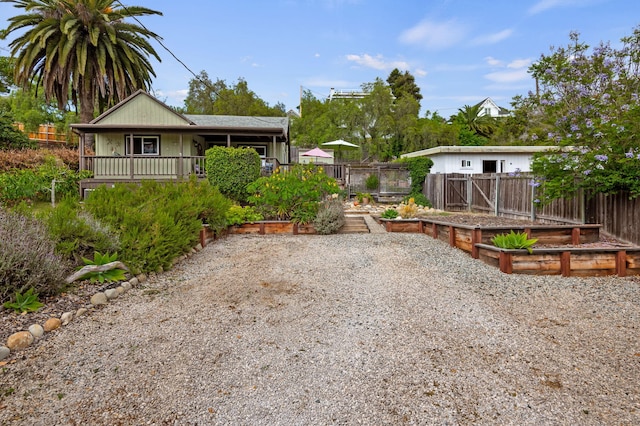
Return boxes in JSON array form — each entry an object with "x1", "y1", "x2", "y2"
[
  {"x1": 461, "y1": 160, "x2": 472, "y2": 168},
  {"x1": 125, "y1": 135, "x2": 160, "y2": 155},
  {"x1": 238, "y1": 144, "x2": 267, "y2": 159},
  {"x1": 484, "y1": 107, "x2": 491, "y2": 116}
]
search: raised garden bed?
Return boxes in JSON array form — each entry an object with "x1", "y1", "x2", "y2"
[
  {"x1": 377, "y1": 216, "x2": 640, "y2": 277},
  {"x1": 227, "y1": 221, "x2": 316, "y2": 235}
]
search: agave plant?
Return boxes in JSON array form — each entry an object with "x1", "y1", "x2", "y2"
[{"x1": 491, "y1": 230, "x2": 538, "y2": 254}]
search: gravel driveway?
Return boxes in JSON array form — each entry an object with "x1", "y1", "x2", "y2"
[{"x1": 1, "y1": 232, "x2": 639, "y2": 425}]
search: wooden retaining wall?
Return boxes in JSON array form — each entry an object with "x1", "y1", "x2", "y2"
[{"x1": 378, "y1": 217, "x2": 640, "y2": 277}]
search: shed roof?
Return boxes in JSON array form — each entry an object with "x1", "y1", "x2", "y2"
[{"x1": 401, "y1": 145, "x2": 570, "y2": 159}]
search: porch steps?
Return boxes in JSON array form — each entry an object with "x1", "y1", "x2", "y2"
[{"x1": 338, "y1": 215, "x2": 370, "y2": 234}]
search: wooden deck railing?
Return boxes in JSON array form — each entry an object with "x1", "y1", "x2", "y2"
[{"x1": 81, "y1": 155, "x2": 207, "y2": 178}]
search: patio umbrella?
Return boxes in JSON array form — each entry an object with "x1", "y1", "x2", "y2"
[
  {"x1": 321, "y1": 139, "x2": 359, "y2": 161},
  {"x1": 301, "y1": 147, "x2": 333, "y2": 162}
]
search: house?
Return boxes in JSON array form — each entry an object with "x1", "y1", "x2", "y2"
[
  {"x1": 475, "y1": 97, "x2": 510, "y2": 118},
  {"x1": 71, "y1": 90, "x2": 290, "y2": 194},
  {"x1": 400, "y1": 145, "x2": 563, "y2": 174}
]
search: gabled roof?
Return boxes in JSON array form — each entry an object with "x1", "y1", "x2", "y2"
[
  {"x1": 70, "y1": 90, "x2": 289, "y2": 138},
  {"x1": 90, "y1": 90, "x2": 194, "y2": 125},
  {"x1": 474, "y1": 97, "x2": 510, "y2": 116}
]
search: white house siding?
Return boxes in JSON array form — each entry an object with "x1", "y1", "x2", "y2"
[{"x1": 430, "y1": 153, "x2": 535, "y2": 174}]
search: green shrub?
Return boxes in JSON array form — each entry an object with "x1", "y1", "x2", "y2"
[
  {"x1": 398, "y1": 156, "x2": 433, "y2": 195},
  {"x1": 491, "y1": 230, "x2": 538, "y2": 254},
  {"x1": 84, "y1": 179, "x2": 231, "y2": 274},
  {"x1": 403, "y1": 192, "x2": 432, "y2": 208},
  {"x1": 381, "y1": 208, "x2": 399, "y2": 219},
  {"x1": 0, "y1": 157, "x2": 91, "y2": 206},
  {"x1": 0, "y1": 112, "x2": 35, "y2": 150},
  {"x1": 365, "y1": 173, "x2": 379, "y2": 191},
  {"x1": 45, "y1": 198, "x2": 120, "y2": 266},
  {"x1": 205, "y1": 146, "x2": 261, "y2": 203},
  {"x1": 313, "y1": 196, "x2": 345, "y2": 235},
  {"x1": 247, "y1": 164, "x2": 341, "y2": 224},
  {"x1": 3, "y1": 288, "x2": 43, "y2": 313},
  {"x1": 0, "y1": 209, "x2": 70, "y2": 303},
  {"x1": 225, "y1": 204, "x2": 263, "y2": 226}
]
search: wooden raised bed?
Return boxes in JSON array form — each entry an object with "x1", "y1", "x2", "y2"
[
  {"x1": 475, "y1": 244, "x2": 640, "y2": 277},
  {"x1": 378, "y1": 217, "x2": 640, "y2": 277},
  {"x1": 228, "y1": 221, "x2": 316, "y2": 235}
]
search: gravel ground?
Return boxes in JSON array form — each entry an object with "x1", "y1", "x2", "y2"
[{"x1": 1, "y1": 232, "x2": 639, "y2": 425}]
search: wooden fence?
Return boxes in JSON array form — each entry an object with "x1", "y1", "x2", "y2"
[
  {"x1": 16, "y1": 123, "x2": 76, "y2": 146},
  {"x1": 424, "y1": 173, "x2": 640, "y2": 245}
]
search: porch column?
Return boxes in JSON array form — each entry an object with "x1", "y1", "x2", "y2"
[
  {"x1": 226, "y1": 134, "x2": 231, "y2": 147},
  {"x1": 129, "y1": 133, "x2": 134, "y2": 179},
  {"x1": 272, "y1": 136, "x2": 276, "y2": 164},
  {"x1": 79, "y1": 133, "x2": 85, "y2": 171},
  {"x1": 178, "y1": 134, "x2": 184, "y2": 177}
]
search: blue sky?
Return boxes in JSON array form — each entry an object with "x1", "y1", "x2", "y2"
[{"x1": 0, "y1": 0, "x2": 639, "y2": 117}]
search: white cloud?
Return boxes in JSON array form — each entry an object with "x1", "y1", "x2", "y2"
[
  {"x1": 528, "y1": 0, "x2": 596, "y2": 15},
  {"x1": 414, "y1": 68, "x2": 428, "y2": 77},
  {"x1": 314, "y1": 53, "x2": 321, "y2": 58},
  {"x1": 471, "y1": 29, "x2": 513, "y2": 45},
  {"x1": 345, "y1": 53, "x2": 410, "y2": 71},
  {"x1": 507, "y1": 58, "x2": 532, "y2": 69},
  {"x1": 484, "y1": 68, "x2": 530, "y2": 84},
  {"x1": 399, "y1": 19, "x2": 468, "y2": 50},
  {"x1": 485, "y1": 56, "x2": 503, "y2": 67}
]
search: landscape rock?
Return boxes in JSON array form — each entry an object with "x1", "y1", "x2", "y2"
[
  {"x1": 129, "y1": 277, "x2": 139, "y2": 287},
  {"x1": 90, "y1": 292, "x2": 108, "y2": 305},
  {"x1": 43, "y1": 318, "x2": 61, "y2": 332},
  {"x1": 61, "y1": 312, "x2": 73, "y2": 325},
  {"x1": 195, "y1": 243, "x2": 203, "y2": 252},
  {"x1": 28, "y1": 324, "x2": 44, "y2": 338},
  {"x1": 122, "y1": 282, "x2": 132, "y2": 291},
  {"x1": 76, "y1": 308, "x2": 88, "y2": 317},
  {"x1": 6, "y1": 331, "x2": 34, "y2": 350},
  {"x1": 137, "y1": 274, "x2": 147, "y2": 283},
  {"x1": 0, "y1": 346, "x2": 9, "y2": 360},
  {"x1": 115, "y1": 286, "x2": 125, "y2": 295},
  {"x1": 104, "y1": 289, "x2": 119, "y2": 300}
]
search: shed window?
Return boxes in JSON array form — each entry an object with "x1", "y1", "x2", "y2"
[
  {"x1": 461, "y1": 160, "x2": 472, "y2": 168},
  {"x1": 125, "y1": 135, "x2": 160, "y2": 155}
]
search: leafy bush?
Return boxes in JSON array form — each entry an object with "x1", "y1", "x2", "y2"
[
  {"x1": 0, "y1": 157, "x2": 91, "y2": 206},
  {"x1": 247, "y1": 164, "x2": 341, "y2": 224},
  {"x1": 84, "y1": 179, "x2": 231, "y2": 274},
  {"x1": 206, "y1": 146, "x2": 261, "y2": 203},
  {"x1": 313, "y1": 196, "x2": 345, "y2": 235},
  {"x1": 0, "y1": 111, "x2": 35, "y2": 150},
  {"x1": 381, "y1": 208, "x2": 399, "y2": 219},
  {"x1": 0, "y1": 209, "x2": 70, "y2": 303},
  {"x1": 0, "y1": 148, "x2": 82, "y2": 173},
  {"x1": 45, "y1": 198, "x2": 120, "y2": 266},
  {"x1": 225, "y1": 204, "x2": 263, "y2": 226},
  {"x1": 3, "y1": 288, "x2": 43, "y2": 313},
  {"x1": 403, "y1": 192, "x2": 432, "y2": 208},
  {"x1": 398, "y1": 156, "x2": 433, "y2": 196},
  {"x1": 365, "y1": 173, "x2": 379, "y2": 191},
  {"x1": 491, "y1": 230, "x2": 538, "y2": 254}
]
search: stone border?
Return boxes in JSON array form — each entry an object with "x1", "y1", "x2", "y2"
[{"x1": 0, "y1": 243, "x2": 204, "y2": 362}]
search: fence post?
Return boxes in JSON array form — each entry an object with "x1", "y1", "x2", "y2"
[
  {"x1": 494, "y1": 175, "x2": 500, "y2": 216},
  {"x1": 530, "y1": 182, "x2": 537, "y2": 221},
  {"x1": 466, "y1": 176, "x2": 472, "y2": 211}
]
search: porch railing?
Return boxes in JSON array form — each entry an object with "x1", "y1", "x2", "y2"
[{"x1": 81, "y1": 155, "x2": 206, "y2": 179}]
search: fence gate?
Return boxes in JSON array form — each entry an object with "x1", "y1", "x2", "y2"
[{"x1": 445, "y1": 174, "x2": 470, "y2": 211}]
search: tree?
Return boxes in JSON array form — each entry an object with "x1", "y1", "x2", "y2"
[
  {"x1": 184, "y1": 72, "x2": 285, "y2": 116},
  {"x1": 1, "y1": 0, "x2": 162, "y2": 124},
  {"x1": 387, "y1": 68, "x2": 422, "y2": 106},
  {"x1": 454, "y1": 104, "x2": 496, "y2": 138},
  {"x1": 526, "y1": 28, "x2": 640, "y2": 201}
]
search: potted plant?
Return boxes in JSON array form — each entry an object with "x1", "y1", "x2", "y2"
[{"x1": 356, "y1": 192, "x2": 373, "y2": 205}]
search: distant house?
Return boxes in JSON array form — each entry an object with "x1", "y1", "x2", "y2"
[
  {"x1": 401, "y1": 145, "x2": 562, "y2": 174},
  {"x1": 475, "y1": 97, "x2": 510, "y2": 118},
  {"x1": 71, "y1": 90, "x2": 290, "y2": 195}
]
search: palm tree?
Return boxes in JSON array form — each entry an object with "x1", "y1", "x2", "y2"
[
  {"x1": 1, "y1": 0, "x2": 162, "y2": 124},
  {"x1": 456, "y1": 104, "x2": 497, "y2": 138}
]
